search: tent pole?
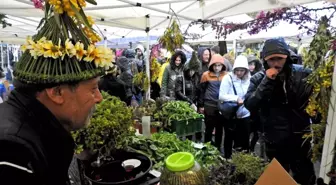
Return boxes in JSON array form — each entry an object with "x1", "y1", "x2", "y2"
[
  {"x1": 14, "y1": 0, "x2": 33, "y2": 6},
  {"x1": 145, "y1": 15, "x2": 151, "y2": 100},
  {"x1": 116, "y1": 0, "x2": 196, "y2": 21},
  {"x1": 204, "y1": 0, "x2": 248, "y2": 19},
  {"x1": 95, "y1": 19, "x2": 146, "y2": 31},
  {"x1": 233, "y1": 39, "x2": 237, "y2": 58},
  {"x1": 84, "y1": 0, "x2": 199, "y2": 10},
  {"x1": 6, "y1": 16, "x2": 38, "y2": 27},
  {"x1": 320, "y1": 57, "x2": 336, "y2": 183},
  {"x1": 6, "y1": 44, "x2": 9, "y2": 68},
  {"x1": 150, "y1": 0, "x2": 198, "y2": 30},
  {"x1": 1, "y1": 44, "x2": 3, "y2": 69}
]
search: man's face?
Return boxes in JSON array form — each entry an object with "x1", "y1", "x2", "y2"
[
  {"x1": 61, "y1": 77, "x2": 103, "y2": 130},
  {"x1": 213, "y1": 63, "x2": 223, "y2": 73},
  {"x1": 175, "y1": 56, "x2": 182, "y2": 66},
  {"x1": 248, "y1": 62, "x2": 255, "y2": 72},
  {"x1": 266, "y1": 57, "x2": 286, "y2": 72},
  {"x1": 202, "y1": 50, "x2": 210, "y2": 63}
]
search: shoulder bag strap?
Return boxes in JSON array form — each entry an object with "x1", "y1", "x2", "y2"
[{"x1": 229, "y1": 74, "x2": 237, "y2": 95}]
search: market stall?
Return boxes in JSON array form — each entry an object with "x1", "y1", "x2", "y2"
[
  {"x1": 71, "y1": 92, "x2": 267, "y2": 185},
  {"x1": 2, "y1": 0, "x2": 336, "y2": 184}
]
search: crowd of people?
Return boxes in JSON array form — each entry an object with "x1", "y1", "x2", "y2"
[
  {"x1": 100, "y1": 38, "x2": 316, "y2": 185},
  {"x1": 0, "y1": 62, "x2": 15, "y2": 103}
]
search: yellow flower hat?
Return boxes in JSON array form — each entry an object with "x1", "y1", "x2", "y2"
[{"x1": 15, "y1": 0, "x2": 114, "y2": 84}]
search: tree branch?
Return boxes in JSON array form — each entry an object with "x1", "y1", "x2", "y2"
[{"x1": 184, "y1": 5, "x2": 336, "y2": 39}]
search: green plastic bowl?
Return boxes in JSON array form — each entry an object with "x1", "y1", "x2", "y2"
[{"x1": 165, "y1": 152, "x2": 195, "y2": 172}]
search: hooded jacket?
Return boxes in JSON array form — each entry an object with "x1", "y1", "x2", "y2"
[
  {"x1": 219, "y1": 55, "x2": 251, "y2": 119},
  {"x1": 135, "y1": 45, "x2": 146, "y2": 72},
  {"x1": 197, "y1": 47, "x2": 212, "y2": 75},
  {"x1": 124, "y1": 48, "x2": 144, "y2": 72},
  {"x1": 247, "y1": 55, "x2": 263, "y2": 76},
  {"x1": 136, "y1": 44, "x2": 144, "y2": 55},
  {"x1": 117, "y1": 56, "x2": 138, "y2": 98},
  {"x1": 160, "y1": 51, "x2": 187, "y2": 98},
  {"x1": 199, "y1": 54, "x2": 227, "y2": 109},
  {"x1": 289, "y1": 49, "x2": 303, "y2": 65},
  {"x1": 244, "y1": 39, "x2": 313, "y2": 144},
  {"x1": 175, "y1": 52, "x2": 201, "y2": 104}
]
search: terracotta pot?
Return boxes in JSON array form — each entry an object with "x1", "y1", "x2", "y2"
[
  {"x1": 133, "y1": 119, "x2": 141, "y2": 130},
  {"x1": 150, "y1": 126, "x2": 158, "y2": 134},
  {"x1": 139, "y1": 125, "x2": 159, "y2": 134}
]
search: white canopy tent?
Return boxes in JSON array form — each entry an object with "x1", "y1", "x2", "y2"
[{"x1": 0, "y1": 0, "x2": 322, "y2": 99}]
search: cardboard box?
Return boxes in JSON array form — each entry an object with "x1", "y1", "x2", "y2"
[{"x1": 255, "y1": 158, "x2": 297, "y2": 185}]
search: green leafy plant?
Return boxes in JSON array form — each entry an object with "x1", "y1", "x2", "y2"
[
  {"x1": 72, "y1": 92, "x2": 135, "y2": 157},
  {"x1": 133, "y1": 99, "x2": 157, "y2": 119},
  {"x1": 133, "y1": 71, "x2": 150, "y2": 92},
  {"x1": 126, "y1": 132, "x2": 221, "y2": 170},
  {"x1": 240, "y1": 48, "x2": 260, "y2": 59},
  {"x1": 231, "y1": 153, "x2": 266, "y2": 184},
  {"x1": 208, "y1": 153, "x2": 267, "y2": 185},
  {"x1": 302, "y1": 16, "x2": 335, "y2": 161},
  {"x1": 158, "y1": 19, "x2": 184, "y2": 53},
  {"x1": 154, "y1": 101, "x2": 204, "y2": 127},
  {"x1": 150, "y1": 58, "x2": 161, "y2": 82}
]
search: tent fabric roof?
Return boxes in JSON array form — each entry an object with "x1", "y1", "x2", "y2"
[{"x1": 0, "y1": 0, "x2": 321, "y2": 44}]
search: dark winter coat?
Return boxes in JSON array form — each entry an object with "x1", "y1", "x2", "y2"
[
  {"x1": 175, "y1": 66, "x2": 200, "y2": 105},
  {"x1": 160, "y1": 51, "x2": 187, "y2": 98},
  {"x1": 0, "y1": 90, "x2": 75, "y2": 185},
  {"x1": 123, "y1": 49, "x2": 143, "y2": 72},
  {"x1": 247, "y1": 55, "x2": 263, "y2": 76},
  {"x1": 117, "y1": 56, "x2": 138, "y2": 98},
  {"x1": 99, "y1": 74, "x2": 127, "y2": 102},
  {"x1": 244, "y1": 39, "x2": 313, "y2": 144}
]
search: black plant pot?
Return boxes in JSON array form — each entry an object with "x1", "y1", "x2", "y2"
[{"x1": 83, "y1": 150, "x2": 152, "y2": 185}]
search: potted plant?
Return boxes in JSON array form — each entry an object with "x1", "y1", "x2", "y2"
[
  {"x1": 72, "y1": 91, "x2": 135, "y2": 161},
  {"x1": 133, "y1": 99, "x2": 162, "y2": 134},
  {"x1": 207, "y1": 152, "x2": 267, "y2": 185},
  {"x1": 137, "y1": 121, "x2": 162, "y2": 134},
  {"x1": 154, "y1": 101, "x2": 204, "y2": 137}
]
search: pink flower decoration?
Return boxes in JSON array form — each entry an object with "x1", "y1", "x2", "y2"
[
  {"x1": 32, "y1": 0, "x2": 43, "y2": 9},
  {"x1": 256, "y1": 11, "x2": 265, "y2": 19}
]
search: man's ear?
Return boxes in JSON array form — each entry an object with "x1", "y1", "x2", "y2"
[{"x1": 45, "y1": 86, "x2": 65, "y2": 105}]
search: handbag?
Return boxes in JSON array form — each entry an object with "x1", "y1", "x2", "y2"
[{"x1": 218, "y1": 74, "x2": 240, "y2": 120}]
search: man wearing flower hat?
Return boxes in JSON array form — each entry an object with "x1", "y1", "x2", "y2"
[
  {"x1": 244, "y1": 38, "x2": 316, "y2": 185},
  {"x1": 0, "y1": 1, "x2": 113, "y2": 184}
]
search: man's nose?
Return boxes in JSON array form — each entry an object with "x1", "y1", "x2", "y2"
[{"x1": 95, "y1": 90, "x2": 103, "y2": 104}]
